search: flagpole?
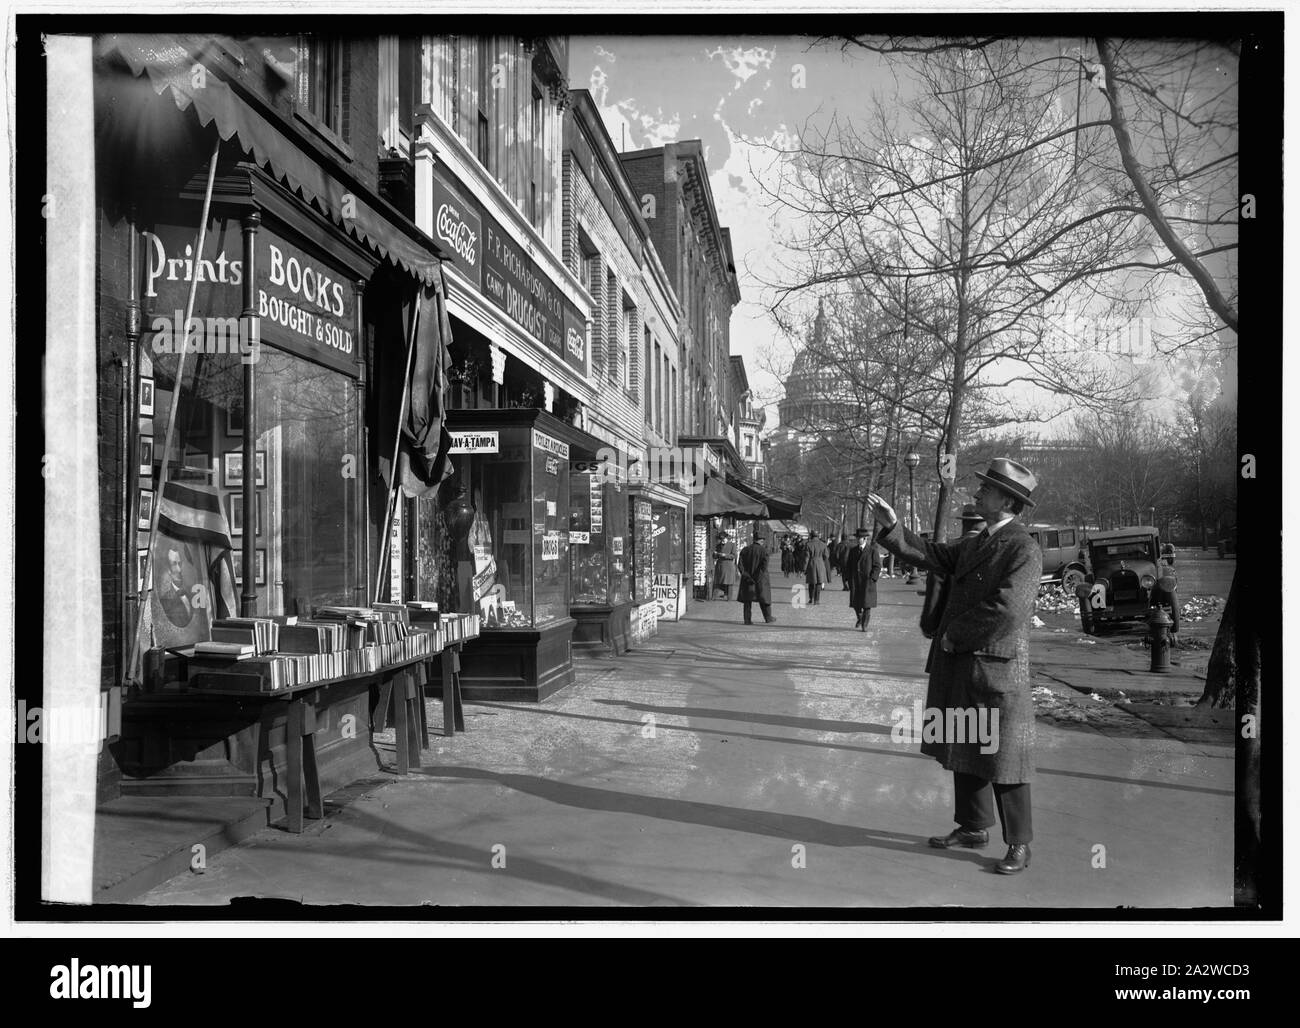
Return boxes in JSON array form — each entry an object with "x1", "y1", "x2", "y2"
[
  {"x1": 373, "y1": 289, "x2": 422, "y2": 604},
  {"x1": 126, "y1": 138, "x2": 221, "y2": 685}
]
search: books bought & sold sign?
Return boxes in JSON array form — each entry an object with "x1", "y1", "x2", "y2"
[{"x1": 142, "y1": 211, "x2": 359, "y2": 377}]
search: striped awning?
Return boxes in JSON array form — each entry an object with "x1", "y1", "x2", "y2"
[{"x1": 97, "y1": 33, "x2": 443, "y2": 286}]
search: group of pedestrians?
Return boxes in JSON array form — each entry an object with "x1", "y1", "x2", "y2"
[{"x1": 710, "y1": 456, "x2": 1045, "y2": 877}]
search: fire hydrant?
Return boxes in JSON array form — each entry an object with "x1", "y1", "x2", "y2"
[{"x1": 1148, "y1": 607, "x2": 1173, "y2": 673}]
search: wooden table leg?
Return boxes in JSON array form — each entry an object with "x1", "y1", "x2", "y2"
[
  {"x1": 286, "y1": 698, "x2": 304, "y2": 832},
  {"x1": 415, "y1": 662, "x2": 430, "y2": 751},
  {"x1": 302, "y1": 698, "x2": 323, "y2": 820},
  {"x1": 403, "y1": 670, "x2": 423, "y2": 769},
  {"x1": 441, "y1": 649, "x2": 457, "y2": 738},
  {"x1": 371, "y1": 677, "x2": 393, "y2": 734},
  {"x1": 452, "y1": 644, "x2": 466, "y2": 733},
  {"x1": 393, "y1": 669, "x2": 410, "y2": 773}
]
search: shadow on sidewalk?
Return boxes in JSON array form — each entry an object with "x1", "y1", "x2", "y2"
[
  {"x1": 591, "y1": 698, "x2": 895, "y2": 736},
  {"x1": 414, "y1": 765, "x2": 986, "y2": 865}
]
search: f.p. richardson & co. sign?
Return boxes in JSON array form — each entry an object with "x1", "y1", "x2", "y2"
[
  {"x1": 141, "y1": 216, "x2": 359, "y2": 377},
  {"x1": 432, "y1": 166, "x2": 590, "y2": 379}
]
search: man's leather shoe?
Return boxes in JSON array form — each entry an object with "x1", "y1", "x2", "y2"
[
  {"x1": 995, "y1": 844, "x2": 1031, "y2": 874},
  {"x1": 928, "y1": 827, "x2": 989, "y2": 849}
]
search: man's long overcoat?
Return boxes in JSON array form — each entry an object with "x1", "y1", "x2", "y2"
[
  {"x1": 878, "y1": 519, "x2": 1042, "y2": 783},
  {"x1": 844, "y1": 543, "x2": 882, "y2": 610}
]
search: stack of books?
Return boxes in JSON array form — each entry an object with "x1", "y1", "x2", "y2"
[{"x1": 210, "y1": 617, "x2": 281, "y2": 654}]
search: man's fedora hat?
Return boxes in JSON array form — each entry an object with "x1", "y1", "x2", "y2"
[
  {"x1": 854, "y1": 526, "x2": 873, "y2": 538},
  {"x1": 959, "y1": 504, "x2": 987, "y2": 525},
  {"x1": 975, "y1": 458, "x2": 1037, "y2": 507}
]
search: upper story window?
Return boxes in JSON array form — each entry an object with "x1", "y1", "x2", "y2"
[
  {"x1": 529, "y1": 82, "x2": 544, "y2": 229},
  {"x1": 379, "y1": 36, "x2": 417, "y2": 156},
  {"x1": 297, "y1": 37, "x2": 348, "y2": 149},
  {"x1": 477, "y1": 36, "x2": 494, "y2": 173}
]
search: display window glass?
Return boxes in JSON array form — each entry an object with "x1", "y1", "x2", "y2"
[
  {"x1": 145, "y1": 343, "x2": 362, "y2": 619},
  {"x1": 569, "y1": 474, "x2": 630, "y2": 606},
  {"x1": 464, "y1": 422, "x2": 572, "y2": 629}
]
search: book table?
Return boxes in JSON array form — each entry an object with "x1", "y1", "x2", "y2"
[{"x1": 186, "y1": 652, "x2": 440, "y2": 834}]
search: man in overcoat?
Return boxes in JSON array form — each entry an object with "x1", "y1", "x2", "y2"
[
  {"x1": 804, "y1": 530, "x2": 830, "y2": 605},
  {"x1": 920, "y1": 505, "x2": 986, "y2": 638},
  {"x1": 843, "y1": 527, "x2": 883, "y2": 630},
  {"x1": 866, "y1": 458, "x2": 1043, "y2": 875},
  {"x1": 737, "y1": 527, "x2": 776, "y2": 624},
  {"x1": 834, "y1": 533, "x2": 852, "y2": 589},
  {"x1": 712, "y1": 530, "x2": 738, "y2": 601}
]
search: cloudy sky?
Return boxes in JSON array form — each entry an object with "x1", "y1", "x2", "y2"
[
  {"x1": 568, "y1": 35, "x2": 1229, "y2": 437},
  {"x1": 571, "y1": 35, "x2": 898, "y2": 425}
]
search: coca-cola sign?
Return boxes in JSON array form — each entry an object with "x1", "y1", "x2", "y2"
[{"x1": 431, "y1": 169, "x2": 482, "y2": 288}]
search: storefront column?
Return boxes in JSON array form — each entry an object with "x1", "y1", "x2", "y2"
[
  {"x1": 43, "y1": 32, "x2": 100, "y2": 903},
  {"x1": 239, "y1": 211, "x2": 261, "y2": 615},
  {"x1": 354, "y1": 277, "x2": 368, "y2": 605}
]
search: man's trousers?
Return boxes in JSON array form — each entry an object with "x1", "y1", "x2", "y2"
[{"x1": 953, "y1": 771, "x2": 1032, "y2": 845}]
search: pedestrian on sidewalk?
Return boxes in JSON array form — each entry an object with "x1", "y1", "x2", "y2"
[
  {"x1": 866, "y1": 457, "x2": 1043, "y2": 876},
  {"x1": 844, "y1": 526, "x2": 882, "y2": 630},
  {"x1": 738, "y1": 527, "x2": 776, "y2": 624},
  {"x1": 834, "y1": 533, "x2": 852, "y2": 590},
  {"x1": 712, "y1": 530, "x2": 738, "y2": 601},
  {"x1": 793, "y1": 535, "x2": 808, "y2": 577},
  {"x1": 780, "y1": 535, "x2": 794, "y2": 578},
  {"x1": 805, "y1": 530, "x2": 829, "y2": 605}
]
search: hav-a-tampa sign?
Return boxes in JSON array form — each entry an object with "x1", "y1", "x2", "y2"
[{"x1": 141, "y1": 214, "x2": 359, "y2": 377}]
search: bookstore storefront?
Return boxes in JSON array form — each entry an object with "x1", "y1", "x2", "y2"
[{"x1": 91, "y1": 43, "x2": 457, "y2": 859}]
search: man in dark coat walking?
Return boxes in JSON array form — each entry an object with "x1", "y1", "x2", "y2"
[
  {"x1": 833, "y1": 533, "x2": 852, "y2": 589},
  {"x1": 737, "y1": 527, "x2": 776, "y2": 624},
  {"x1": 866, "y1": 458, "x2": 1043, "y2": 876},
  {"x1": 843, "y1": 527, "x2": 883, "y2": 630}
]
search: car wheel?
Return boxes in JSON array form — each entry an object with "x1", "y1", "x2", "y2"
[{"x1": 1061, "y1": 568, "x2": 1086, "y2": 592}]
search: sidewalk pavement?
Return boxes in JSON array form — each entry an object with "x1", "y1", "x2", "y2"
[{"x1": 137, "y1": 574, "x2": 1233, "y2": 909}]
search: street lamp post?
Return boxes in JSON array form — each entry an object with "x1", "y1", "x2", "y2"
[{"x1": 904, "y1": 451, "x2": 921, "y2": 584}]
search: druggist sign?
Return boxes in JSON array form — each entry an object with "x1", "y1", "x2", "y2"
[
  {"x1": 141, "y1": 213, "x2": 359, "y2": 378},
  {"x1": 433, "y1": 167, "x2": 589, "y2": 379}
]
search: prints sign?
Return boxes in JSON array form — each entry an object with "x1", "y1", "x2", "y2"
[
  {"x1": 142, "y1": 215, "x2": 358, "y2": 377},
  {"x1": 541, "y1": 532, "x2": 561, "y2": 561}
]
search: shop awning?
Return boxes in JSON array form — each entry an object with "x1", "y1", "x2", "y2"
[
  {"x1": 695, "y1": 476, "x2": 767, "y2": 518},
  {"x1": 97, "y1": 33, "x2": 444, "y2": 286},
  {"x1": 726, "y1": 475, "x2": 802, "y2": 520}
]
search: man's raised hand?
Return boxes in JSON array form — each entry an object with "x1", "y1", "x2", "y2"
[{"x1": 865, "y1": 493, "x2": 897, "y2": 528}]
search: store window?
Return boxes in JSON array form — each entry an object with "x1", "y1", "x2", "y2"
[
  {"x1": 461, "y1": 423, "x2": 571, "y2": 629},
  {"x1": 569, "y1": 471, "x2": 630, "y2": 607},
  {"x1": 145, "y1": 344, "x2": 362, "y2": 618}
]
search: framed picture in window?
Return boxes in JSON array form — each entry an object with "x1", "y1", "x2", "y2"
[
  {"x1": 227, "y1": 491, "x2": 263, "y2": 537},
  {"x1": 226, "y1": 398, "x2": 245, "y2": 436},
  {"x1": 233, "y1": 548, "x2": 267, "y2": 587},
  {"x1": 137, "y1": 549, "x2": 149, "y2": 593},
  {"x1": 139, "y1": 435, "x2": 154, "y2": 477},
  {"x1": 138, "y1": 376, "x2": 155, "y2": 417},
  {"x1": 137, "y1": 488, "x2": 155, "y2": 530},
  {"x1": 222, "y1": 450, "x2": 266, "y2": 488}
]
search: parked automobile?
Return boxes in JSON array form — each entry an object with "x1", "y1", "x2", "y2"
[
  {"x1": 1026, "y1": 524, "x2": 1090, "y2": 591},
  {"x1": 1078, "y1": 525, "x2": 1177, "y2": 633}
]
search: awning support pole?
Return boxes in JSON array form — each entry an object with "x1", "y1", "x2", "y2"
[{"x1": 126, "y1": 138, "x2": 220, "y2": 684}]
